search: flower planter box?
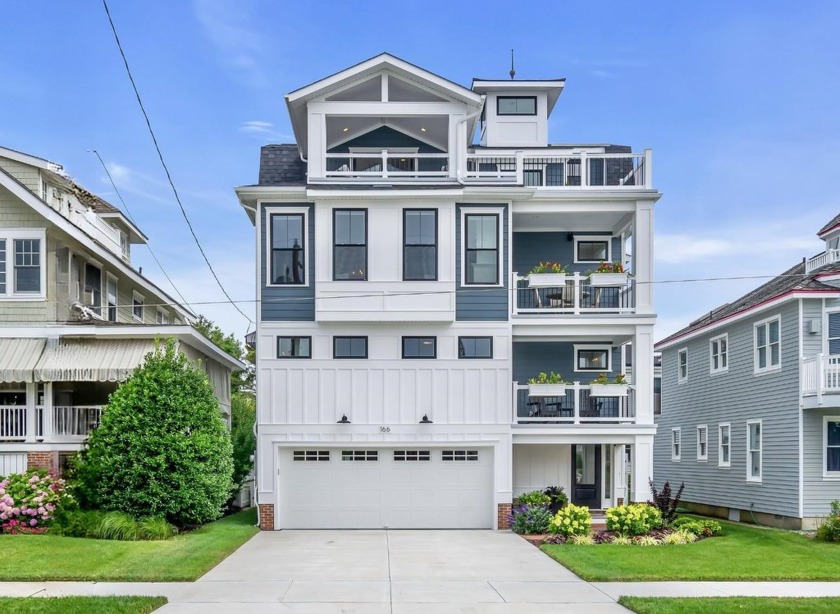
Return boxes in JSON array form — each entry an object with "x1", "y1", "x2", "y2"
[
  {"x1": 527, "y1": 273, "x2": 570, "y2": 288},
  {"x1": 588, "y1": 272, "x2": 629, "y2": 287},
  {"x1": 589, "y1": 383, "x2": 629, "y2": 397},
  {"x1": 528, "y1": 383, "x2": 569, "y2": 397}
]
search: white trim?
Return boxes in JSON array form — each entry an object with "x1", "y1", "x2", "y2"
[
  {"x1": 671, "y1": 427, "x2": 681, "y2": 461},
  {"x1": 0, "y1": 228, "x2": 47, "y2": 301},
  {"x1": 264, "y1": 206, "x2": 310, "y2": 288},
  {"x1": 718, "y1": 422, "x2": 731, "y2": 467},
  {"x1": 709, "y1": 333, "x2": 729, "y2": 375},
  {"x1": 132, "y1": 291, "x2": 145, "y2": 322},
  {"x1": 677, "y1": 347, "x2": 688, "y2": 383},
  {"x1": 746, "y1": 420, "x2": 762, "y2": 482},
  {"x1": 105, "y1": 273, "x2": 119, "y2": 322},
  {"x1": 753, "y1": 315, "x2": 782, "y2": 374},
  {"x1": 0, "y1": 145, "x2": 61, "y2": 171},
  {"x1": 823, "y1": 416, "x2": 840, "y2": 479},
  {"x1": 573, "y1": 234, "x2": 612, "y2": 264},
  {"x1": 697, "y1": 424, "x2": 708, "y2": 461},
  {"x1": 459, "y1": 207, "x2": 504, "y2": 288},
  {"x1": 573, "y1": 344, "x2": 613, "y2": 372}
]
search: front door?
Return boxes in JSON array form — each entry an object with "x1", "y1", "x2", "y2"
[{"x1": 571, "y1": 444, "x2": 601, "y2": 508}]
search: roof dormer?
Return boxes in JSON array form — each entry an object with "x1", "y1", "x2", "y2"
[{"x1": 471, "y1": 79, "x2": 565, "y2": 148}]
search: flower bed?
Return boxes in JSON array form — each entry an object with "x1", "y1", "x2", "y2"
[{"x1": 0, "y1": 470, "x2": 68, "y2": 534}]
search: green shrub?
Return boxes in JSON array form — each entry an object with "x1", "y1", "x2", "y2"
[
  {"x1": 73, "y1": 340, "x2": 234, "y2": 527},
  {"x1": 51, "y1": 509, "x2": 104, "y2": 537},
  {"x1": 511, "y1": 504, "x2": 552, "y2": 535},
  {"x1": 51, "y1": 509, "x2": 176, "y2": 541},
  {"x1": 606, "y1": 503, "x2": 662, "y2": 536},
  {"x1": 672, "y1": 516, "x2": 722, "y2": 537},
  {"x1": 517, "y1": 490, "x2": 551, "y2": 507},
  {"x1": 549, "y1": 503, "x2": 591, "y2": 537},
  {"x1": 0, "y1": 470, "x2": 70, "y2": 533},
  {"x1": 95, "y1": 512, "x2": 139, "y2": 541},
  {"x1": 543, "y1": 486, "x2": 568, "y2": 513},
  {"x1": 816, "y1": 500, "x2": 840, "y2": 542},
  {"x1": 138, "y1": 516, "x2": 177, "y2": 541}
]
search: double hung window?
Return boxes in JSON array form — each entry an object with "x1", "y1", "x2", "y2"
[
  {"x1": 333, "y1": 210, "x2": 367, "y2": 280},
  {"x1": 270, "y1": 213, "x2": 305, "y2": 285},
  {"x1": 465, "y1": 214, "x2": 498, "y2": 285},
  {"x1": 403, "y1": 210, "x2": 437, "y2": 280},
  {"x1": 754, "y1": 317, "x2": 781, "y2": 372}
]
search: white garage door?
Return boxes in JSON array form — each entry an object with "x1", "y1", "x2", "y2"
[{"x1": 277, "y1": 447, "x2": 494, "y2": 529}]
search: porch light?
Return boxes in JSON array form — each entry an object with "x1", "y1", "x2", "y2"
[
  {"x1": 343, "y1": 127, "x2": 349, "y2": 132},
  {"x1": 420, "y1": 127, "x2": 427, "y2": 132},
  {"x1": 420, "y1": 414, "x2": 433, "y2": 424},
  {"x1": 337, "y1": 414, "x2": 350, "y2": 424}
]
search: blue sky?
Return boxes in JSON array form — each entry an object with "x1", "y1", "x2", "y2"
[{"x1": 1, "y1": 1, "x2": 838, "y2": 340}]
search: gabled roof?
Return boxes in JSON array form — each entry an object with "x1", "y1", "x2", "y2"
[
  {"x1": 0, "y1": 145, "x2": 63, "y2": 172},
  {"x1": 0, "y1": 166, "x2": 194, "y2": 321},
  {"x1": 818, "y1": 212, "x2": 840, "y2": 238},
  {"x1": 656, "y1": 260, "x2": 840, "y2": 349}
]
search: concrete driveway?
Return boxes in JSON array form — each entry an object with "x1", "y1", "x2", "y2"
[{"x1": 159, "y1": 529, "x2": 626, "y2": 612}]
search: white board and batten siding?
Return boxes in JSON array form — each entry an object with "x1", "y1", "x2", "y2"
[{"x1": 0, "y1": 453, "x2": 27, "y2": 476}]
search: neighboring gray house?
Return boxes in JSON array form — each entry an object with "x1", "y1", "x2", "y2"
[
  {"x1": 654, "y1": 214, "x2": 840, "y2": 529},
  {"x1": 0, "y1": 145, "x2": 244, "y2": 476}
]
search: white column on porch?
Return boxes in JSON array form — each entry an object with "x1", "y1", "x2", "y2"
[
  {"x1": 24, "y1": 382, "x2": 37, "y2": 443},
  {"x1": 632, "y1": 325, "x2": 655, "y2": 426},
  {"x1": 41, "y1": 382, "x2": 54, "y2": 442},
  {"x1": 630, "y1": 436, "x2": 654, "y2": 503},
  {"x1": 633, "y1": 200, "x2": 655, "y2": 314},
  {"x1": 613, "y1": 444, "x2": 626, "y2": 503}
]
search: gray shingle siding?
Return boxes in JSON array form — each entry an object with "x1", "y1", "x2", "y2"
[
  {"x1": 802, "y1": 299, "x2": 824, "y2": 357},
  {"x1": 260, "y1": 203, "x2": 315, "y2": 321},
  {"x1": 654, "y1": 300, "x2": 802, "y2": 518},
  {"x1": 803, "y1": 409, "x2": 840, "y2": 517},
  {"x1": 455, "y1": 204, "x2": 508, "y2": 321}
]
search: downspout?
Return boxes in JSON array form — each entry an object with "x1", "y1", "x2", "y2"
[{"x1": 455, "y1": 95, "x2": 486, "y2": 184}]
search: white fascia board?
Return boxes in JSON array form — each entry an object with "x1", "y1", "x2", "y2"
[
  {"x1": 512, "y1": 424, "x2": 657, "y2": 444},
  {"x1": 0, "y1": 325, "x2": 246, "y2": 371},
  {"x1": 0, "y1": 145, "x2": 62, "y2": 172},
  {"x1": 655, "y1": 292, "x2": 838, "y2": 351},
  {"x1": 98, "y1": 212, "x2": 149, "y2": 244},
  {"x1": 0, "y1": 169, "x2": 195, "y2": 321},
  {"x1": 286, "y1": 54, "x2": 482, "y2": 106},
  {"x1": 304, "y1": 188, "x2": 465, "y2": 201}
]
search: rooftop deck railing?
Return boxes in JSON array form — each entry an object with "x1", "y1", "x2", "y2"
[
  {"x1": 324, "y1": 151, "x2": 450, "y2": 179},
  {"x1": 512, "y1": 382, "x2": 636, "y2": 424},
  {"x1": 805, "y1": 249, "x2": 840, "y2": 274},
  {"x1": 511, "y1": 272, "x2": 635, "y2": 316}
]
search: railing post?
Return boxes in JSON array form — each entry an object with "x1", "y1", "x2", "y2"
[
  {"x1": 573, "y1": 382, "x2": 581, "y2": 424},
  {"x1": 580, "y1": 151, "x2": 588, "y2": 187},
  {"x1": 573, "y1": 273, "x2": 581, "y2": 315},
  {"x1": 817, "y1": 353, "x2": 825, "y2": 406},
  {"x1": 515, "y1": 151, "x2": 524, "y2": 185},
  {"x1": 512, "y1": 381, "x2": 518, "y2": 424},
  {"x1": 511, "y1": 272, "x2": 518, "y2": 317},
  {"x1": 644, "y1": 148, "x2": 653, "y2": 188},
  {"x1": 381, "y1": 150, "x2": 389, "y2": 179}
]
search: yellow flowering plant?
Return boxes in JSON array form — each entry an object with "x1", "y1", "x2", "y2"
[
  {"x1": 605, "y1": 503, "x2": 662, "y2": 536},
  {"x1": 548, "y1": 503, "x2": 591, "y2": 537}
]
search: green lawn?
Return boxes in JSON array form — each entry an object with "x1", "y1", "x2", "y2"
[
  {"x1": 0, "y1": 509, "x2": 258, "y2": 581},
  {"x1": 541, "y1": 518, "x2": 840, "y2": 581},
  {"x1": 0, "y1": 597, "x2": 166, "y2": 614},
  {"x1": 619, "y1": 597, "x2": 840, "y2": 613}
]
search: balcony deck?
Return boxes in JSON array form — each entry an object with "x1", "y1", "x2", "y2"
[
  {"x1": 802, "y1": 354, "x2": 840, "y2": 407},
  {"x1": 0, "y1": 405, "x2": 102, "y2": 443},
  {"x1": 512, "y1": 273, "x2": 635, "y2": 317},
  {"x1": 512, "y1": 382, "x2": 636, "y2": 425},
  {"x1": 806, "y1": 249, "x2": 840, "y2": 274}
]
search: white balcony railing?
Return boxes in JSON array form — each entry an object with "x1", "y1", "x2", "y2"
[
  {"x1": 325, "y1": 151, "x2": 450, "y2": 179},
  {"x1": 51, "y1": 405, "x2": 103, "y2": 439},
  {"x1": 805, "y1": 249, "x2": 840, "y2": 274},
  {"x1": 803, "y1": 354, "x2": 840, "y2": 401},
  {"x1": 0, "y1": 405, "x2": 102, "y2": 442},
  {"x1": 0, "y1": 406, "x2": 27, "y2": 441},
  {"x1": 69, "y1": 207, "x2": 124, "y2": 258},
  {"x1": 512, "y1": 382, "x2": 636, "y2": 424},
  {"x1": 465, "y1": 150, "x2": 651, "y2": 188},
  {"x1": 511, "y1": 272, "x2": 635, "y2": 316}
]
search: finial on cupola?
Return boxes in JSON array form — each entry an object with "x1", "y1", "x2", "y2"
[{"x1": 509, "y1": 49, "x2": 516, "y2": 80}]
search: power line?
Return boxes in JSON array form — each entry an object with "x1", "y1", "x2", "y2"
[
  {"x1": 90, "y1": 149, "x2": 190, "y2": 307},
  {"x1": 101, "y1": 0, "x2": 253, "y2": 325}
]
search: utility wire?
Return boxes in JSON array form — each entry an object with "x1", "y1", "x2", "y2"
[
  {"x1": 101, "y1": 0, "x2": 253, "y2": 325},
  {"x1": 90, "y1": 149, "x2": 190, "y2": 307}
]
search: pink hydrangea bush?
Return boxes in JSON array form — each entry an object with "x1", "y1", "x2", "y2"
[{"x1": 0, "y1": 470, "x2": 68, "y2": 534}]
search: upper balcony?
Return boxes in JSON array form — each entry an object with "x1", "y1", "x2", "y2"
[
  {"x1": 512, "y1": 271, "x2": 635, "y2": 317},
  {"x1": 802, "y1": 354, "x2": 840, "y2": 407},
  {"x1": 806, "y1": 249, "x2": 840, "y2": 274}
]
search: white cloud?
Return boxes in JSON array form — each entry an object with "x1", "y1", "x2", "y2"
[{"x1": 239, "y1": 120, "x2": 293, "y2": 141}]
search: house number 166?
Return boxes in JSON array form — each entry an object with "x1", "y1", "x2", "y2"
[{"x1": 379, "y1": 426, "x2": 391, "y2": 433}]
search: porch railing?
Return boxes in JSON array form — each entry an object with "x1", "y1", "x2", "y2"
[
  {"x1": 803, "y1": 354, "x2": 840, "y2": 400},
  {"x1": 805, "y1": 249, "x2": 840, "y2": 274},
  {"x1": 511, "y1": 272, "x2": 635, "y2": 316},
  {"x1": 512, "y1": 382, "x2": 636, "y2": 424},
  {"x1": 0, "y1": 405, "x2": 102, "y2": 442},
  {"x1": 324, "y1": 151, "x2": 450, "y2": 179}
]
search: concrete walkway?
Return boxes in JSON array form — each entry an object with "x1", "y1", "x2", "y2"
[{"x1": 3, "y1": 530, "x2": 840, "y2": 612}]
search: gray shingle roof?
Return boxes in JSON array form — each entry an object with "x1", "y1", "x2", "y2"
[
  {"x1": 656, "y1": 260, "x2": 840, "y2": 348},
  {"x1": 818, "y1": 212, "x2": 840, "y2": 237},
  {"x1": 258, "y1": 144, "x2": 307, "y2": 186}
]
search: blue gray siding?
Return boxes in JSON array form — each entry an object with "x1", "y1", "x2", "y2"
[
  {"x1": 455, "y1": 204, "x2": 509, "y2": 321},
  {"x1": 513, "y1": 342, "x2": 622, "y2": 384},
  {"x1": 260, "y1": 203, "x2": 315, "y2": 321},
  {"x1": 654, "y1": 300, "x2": 802, "y2": 518},
  {"x1": 512, "y1": 232, "x2": 622, "y2": 277},
  {"x1": 803, "y1": 408, "x2": 840, "y2": 517}
]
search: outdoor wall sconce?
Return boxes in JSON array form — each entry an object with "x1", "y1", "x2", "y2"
[
  {"x1": 337, "y1": 414, "x2": 350, "y2": 424},
  {"x1": 419, "y1": 414, "x2": 433, "y2": 424}
]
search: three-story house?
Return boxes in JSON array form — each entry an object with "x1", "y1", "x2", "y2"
[{"x1": 237, "y1": 54, "x2": 661, "y2": 530}]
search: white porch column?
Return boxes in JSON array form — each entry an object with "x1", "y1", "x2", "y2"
[
  {"x1": 24, "y1": 382, "x2": 37, "y2": 443},
  {"x1": 633, "y1": 200, "x2": 655, "y2": 314},
  {"x1": 631, "y1": 436, "x2": 654, "y2": 503},
  {"x1": 633, "y1": 325, "x2": 655, "y2": 426},
  {"x1": 613, "y1": 444, "x2": 626, "y2": 504},
  {"x1": 41, "y1": 382, "x2": 54, "y2": 442}
]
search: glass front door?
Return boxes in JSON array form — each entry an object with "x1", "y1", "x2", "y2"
[{"x1": 571, "y1": 444, "x2": 602, "y2": 508}]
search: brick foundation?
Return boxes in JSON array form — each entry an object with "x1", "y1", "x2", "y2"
[
  {"x1": 26, "y1": 451, "x2": 58, "y2": 473},
  {"x1": 497, "y1": 503, "x2": 512, "y2": 530},
  {"x1": 258, "y1": 504, "x2": 275, "y2": 530}
]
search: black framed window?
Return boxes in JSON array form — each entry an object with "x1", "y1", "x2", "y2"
[
  {"x1": 270, "y1": 213, "x2": 305, "y2": 285},
  {"x1": 84, "y1": 263, "x2": 102, "y2": 312},
  {"x1": 465, "y1": 214, "x2": 498, "y2": 285},
  {"x1": 333, "y1": 209, "x2": 367, "y2": 280},
  {"x1": 497, "y1": 96, "x2": 537, "y2": 116},
  {"x1": 827, "y1": 420, "x2": 840, "y2": 473},
  {"x1": 132, "y1": 295, "x2": 144, "y2": 321},
  {"x1": 577, "y1": 348, "x2": 610, "y2": 371},
  {"x1": 458, "y1": 336, "x2": 493, "y2": 359},
  {"x1": 403, "y1": 209, "x2": 437, "y2": 280},
  {"x1": 14, "y1": 239, "x2": 41, "y2": 293},
  {"x1": 576, "y1": 240, "x2": 609, "y2": 262},
  {"x1": 334, "y1": 336, "x2": 367, "y2": 359},
  {"x1": 277, "y1": 336, "x2": 311, "y2": 358},
  {"x1": 402, "y1": 336, "x2": 436, "y2": 359}
]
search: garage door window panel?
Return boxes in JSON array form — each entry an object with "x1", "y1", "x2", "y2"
[{"x1": 442, "y1": 450, "x2": 479, "y2": 461}]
